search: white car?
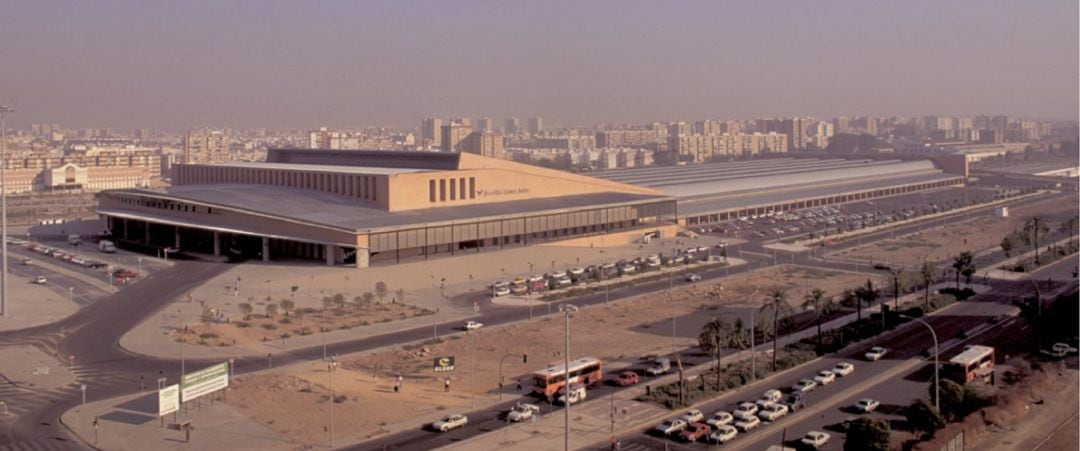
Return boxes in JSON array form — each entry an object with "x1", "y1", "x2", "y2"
[
  {"x1": 813, "y1": 370, "x2": 837, "y2": 385},
  {"x1": 1052, "y1": 342, "x2": 1079, "y2": 354},
  {"x1": 733, "y1": 402, "x2": 759, "y2": 420},
  {"x1": 801, "y1": 431, "x2": 830, "y2": 449},
  {"x1": 756, "y1": 389, "x2": 783, "y2": 407},
  {"x1": 854, "y1": 399, "x2": 880, "y2": 413},
  {"x1": 506, "y1": 403, "x2": 540, "y2": 422},
  {"x1": 685, "y1": 273, "x2": 702, "y2": 282},
  {"x1": 653, "y1": 418, "x2": 688, "y2": 436},
  {"x1": 558, "y1": 385, "x2": 587, "y2": 405},
  {"x1": 734, "y1": 415, "x2": 761, "y2": 432},
  {"x1": 865, "y1": 346, "x2": 888, "y2": 361},
  {"x1": 463, "y1": 321, "x2": 483, "y2": 331},
  {"x1": 757, "y1": 403, "x2": 789, "y2": 421},
  {"x1": 491, "y1": 280, "x2": 510, "y2": 290},
  {"x1": 432, "y1": 414, "x2": 468, "y2": 432},
  {"x1": 680, "y1": 409, "x2": 705, "y2": 423},
  {"x1": 832, "y1": 362, "x2": 855, "y2": 377},
  {"x1": 493, "y1": 286, "x2": 511, "y2": 297},
  {"x1": 791, "y1": 379, "x2": 817, "y2": 393},
  {"x1": 33, "y1": 275, "x2": 47, "y2": 284},
  {"x1": 705, "y1": 411, "x2": 734, "y2": 428},
  {"x1": 709, "y1": 425, "x2": 738, "y2": 443}
]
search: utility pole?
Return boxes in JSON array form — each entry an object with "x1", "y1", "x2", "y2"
[
  {"x1": 0, "y1": 105, "x2": 13, "y2": 317},
  {"x1": 328, "y1": 358, "x2": 337, "y2": 448},
  {"x1": 562, "y1": 304, "x2": 577, "y2": 451}
]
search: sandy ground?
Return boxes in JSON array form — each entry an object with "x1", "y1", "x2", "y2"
[
  {"x1": 0, "y1": 272, "x2": 79, "y2": 331},
  {"x1": 834, "y1": 195, "x2": 1078, "y2": 268},
  {"x1": 175, "y1": 301, "x2": 433, "y2": 348},
  {"x1": 222, "y1": 264, "x2": 882, "y2": 446}
]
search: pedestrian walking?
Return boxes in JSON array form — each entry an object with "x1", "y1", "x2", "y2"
[
  {"x1": 516, "y1": 379, "x2": 523, "y2": 392},
  {"x1": 444, "y1": 379, "x2": 451, "y2": 392}
]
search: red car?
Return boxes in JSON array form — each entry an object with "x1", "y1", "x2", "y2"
[
  {"x1": 679, "y1": 422, "x2": 710, "y2": 442},
  {"x1": 615, "y1": 371, "x2": 639, "y2": 386}
]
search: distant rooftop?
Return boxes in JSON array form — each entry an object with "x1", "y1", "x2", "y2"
[
  {"x1": 207, "y1": 161, "x2": 424, "y2": 175},
  {"x1": 265, "y1": 148, "x2": 461, "y2": 171}
]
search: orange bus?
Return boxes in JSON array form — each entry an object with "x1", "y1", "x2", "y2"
[
  {"x1": 532, "y1": 357, "x2": 603, "y2": 399},
  {"x1": 944, "y1": 345, "x2": 994, "y2": 384}
]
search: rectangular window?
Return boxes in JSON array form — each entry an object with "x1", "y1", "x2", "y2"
[
  {"x1": 450, "y1": 178, "x2": 457, "y2": 200},
  {"x1": 459, "y1": 178, "x2": 466, "y2": 200},
  {"x1": 439, "y1": 179, "x2": 446, "y2": 201},
  {"x1": 429, "y1": 180, "x2": 436, "y2": 202},
  {"x1": 469, "y1": 177, "x2": 476, "y2": 199}
]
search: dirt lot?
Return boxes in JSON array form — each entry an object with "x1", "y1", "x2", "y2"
[
  {"x1": 222, "y1": 265, "x2": 881, "y2": 445},
  {"x1": 175, "y1": 301, "x2": 433, "y2": 348},
  {"x1": 835, "y1": 195, "x2": 1078, "y2": 267}
]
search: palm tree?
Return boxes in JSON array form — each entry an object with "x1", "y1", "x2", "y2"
[
  {"x1": 951, "y1": 252, "x2": 974, "y2": 289},
  {"x1": 1061, "y1": 217, "x2": 1078, "y2": 251},
  {"x1": 855, "y1": 279, "x2": 879, "y2": 321},
  {"x1": 1021, "y1": 216, "x2": 1048, "y2": 265},
  {"x1": 919, "y1": 260, "x2": 935, "y2": 309},
  {"x1": 760, "y1": 288, "x2": 791, "y2": 372},
  {"x1": 802, "y1": 288, "x2": 834, "y2": 346},
  {"x1": 698, "y1": 317, "x2": 732, "y2": 390}
]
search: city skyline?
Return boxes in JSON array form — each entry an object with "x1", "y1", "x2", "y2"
[{"x1": 0, "y1": 0, "x2": 1077, "y2": 130}]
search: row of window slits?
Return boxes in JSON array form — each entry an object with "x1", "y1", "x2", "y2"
[{"x1": 429, "y1": 177, "x2": 476, "y2": 203}]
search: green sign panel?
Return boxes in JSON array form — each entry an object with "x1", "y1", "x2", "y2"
[{"x1": 181, "y1": 362, "x2": 229, "y2": 402}]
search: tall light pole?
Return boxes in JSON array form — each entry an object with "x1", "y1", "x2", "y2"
[
  {"x1": 0, "y1": 105, "x2": 13, "y2": 317},
  {"x1": 901, "y1": 314, "x2": 939, "y2": 411},
  {"x1": 327, "y1": 357, "x2": 337, "y2": 448},
  {"x1": 562, "y1": 304, "x2": 578, "y2": 451}
]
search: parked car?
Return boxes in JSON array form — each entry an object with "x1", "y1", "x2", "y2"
[
  {"x1": 679, "y1": 422, "x2": 710, "y2": 442},
  {"x1": 864, "y1": 346, "x2": 888, "y2": 361},
  {"x1": 653, "y1": 418, "x2": 688, "y2": 436},
  {"x1": 757, "y1": 403, "x2": 789, "y2": 421},
  {"x1": 801, "y1": 431, "x2": 830, "y2": 449},
  {"x1": 493, "y1": 286, "x2": 511, "y2": 297},
  {"x1": 705, "y1": 411, "x2": 733, "y2": 428},
  {"x1": 734, "y1": 415, "x2": 761, "y2": 432},
  {"x1": 733, "y1": 402, "x2": 758, "y2": 420},
  {"x1": 685, "y1": 273, "x2": 702, "y2": 282},
  {"x1": 680, "y1": 409, "x2": 705, "y2": 423},
  {"x1": 506, "y1": 403, "x2": 540, "y2": 422},
  {"x1": 463, "y1": 321, "x2": 483, "y2": 331},
  {"x1": 21, "y1": 258, "x2": 32, "y2": 265},
  {"x1": 509, "y1": 284, "x2": 528, "y2": 295},
  {"x1": 615, "y1": 371, "x2": 639, "y2": 386},
  {"x1": 709, "y1": 424, "x2": 738, "y2": 444},
  {"x1": 832, "y1": 362, "x2": 855, "y2": 377},
  {"x1": 645, "y1": 358, "x2": 671, "y2": 376},
  {"x1": 854, "y1": 399, "x2": 880, "y2": 413},
  {"x1": 813, "y1": 370, "x2": 837, "y2": 385},
  {"x1": 791, "y1": 379, "x2": 817, "y2": 393},
  {"x1": 432, "y1": 414, "x2": 468, "y2": 432}
]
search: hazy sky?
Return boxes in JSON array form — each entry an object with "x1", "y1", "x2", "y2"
[{"x1": 1, "y1": 0, "x2": 1077, "y2": 130}]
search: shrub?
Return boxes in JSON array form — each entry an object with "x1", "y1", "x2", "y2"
[{"x1": 261, "y1": 323, "x2": 277, "y2": 331}]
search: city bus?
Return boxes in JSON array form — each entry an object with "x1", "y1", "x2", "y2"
[
  {"x1": 532, "y1": 357, "x2": 603, "y2": 399},
  {"x1": 944, "y1": 345, "x2": 994, "y2": 384}
]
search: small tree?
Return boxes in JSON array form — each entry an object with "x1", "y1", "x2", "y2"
[
  {"x1": 760, "y1": 287, "x2": 791, "y2": 372},
  {"x1": 333, "y1": 293, "x2": 346, "y2": 310},
  {"x1": 322, "y1": 296, "x2": 336, "y2": 311},
  {"x1": 374, "y1": 281, "x2": 388, "y2": 303},
  {"x1": 239, "y1": 302, "x2": 253, "y2": 321},
  {"x1": 1061, "y1": 217, "x2": 1078, "y2": 250},
  {"x1": 361, "y1": 292, "x2": 376, "y2": 304},
  {"x1": 905, "y1": 399, "x2": 945, "y2": 436},
  {"x1": 265, "y1": 303, "x2": 278, "y2": 318},
  {"x1": 919, "y1": 260, "x2": 935, "y2": 309},
  {"x1": 290, "y1": 285, "x2": 299, "y2": 300},
  {"x1": 1000, "y1": 235, "x2": 1014, "y2": 257},
  {"x1": 394, "y1": 288, "x2": 405, "y2": 304},
  {"x1": 930, "y1": 378, "x2": 967, "y2": 421},
  {"x1": 843, "y1": 417, "x2": 890, "y2": 451},
  {"x1": 279, "y1": 299, "x2": 295, "y2": 316}
]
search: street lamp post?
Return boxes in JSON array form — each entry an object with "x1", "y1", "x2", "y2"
[
  {"x1": 562, "y1": 304, "x2": 578, "y2": 451},
  {"x1": 901, "y1": 314, "x2": 939, "y2": 411},
  {"x1": 0, "y1": 105, "x2": 14, "y2": 317},
  {"x1": 327, "y1": 357, "x2": 337, "y2": 448}
]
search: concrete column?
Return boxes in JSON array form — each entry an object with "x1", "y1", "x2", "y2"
[
  {"x1": 355, "y1": 248, "x2": 370, "y2": 268},
  {"x1": 262, "y1": 237, "x2": 270, "y2": 262},
  {"x1": 213, "y1": 231, "x2": 221, "y2": 256},
  {"x1": 143, "y1": 222, "x2": 150, "y2": 244},
  {"x1": 174, "y1": 226, "x2": 181, "y2": 248},
  {"x1": 325, "y1": 244, "x2": 335, "y2": 266}
]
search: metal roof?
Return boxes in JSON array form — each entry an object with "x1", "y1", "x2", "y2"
[
  {"x1": 204, "y1": 161, "x2": 425, "y2": 175},
  {"x1": 107, "y1": 185, "x2": 673, "y2": 233},
  {"x1": 949, "y1": 345, "x2": 994, "y2": 366}
]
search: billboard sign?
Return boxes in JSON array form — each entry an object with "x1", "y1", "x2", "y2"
[
  {"x1": 181, "y1": 362, "x2": 229, "y2": 402},
  {"x1": 158, "y1": 384, "x2": 180, "y2": 416},
  {"x1": 433, "y1": 356, "x2": 455, "y2": 372}
]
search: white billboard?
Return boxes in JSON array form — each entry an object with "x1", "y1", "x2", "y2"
[
  {"x1": 181, "y1": 362, "x2": 229, "y2": 403},
  {"x1": 158, "y1": 384, "x2": 180, "y2": 416}
]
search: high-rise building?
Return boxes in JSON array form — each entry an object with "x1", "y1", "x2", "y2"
[
  {"x1": 461, "y1": 131, "x2": 505, "y2": 159},
  {"x1": 476, "y1": 117, "x2": 495, "y2": 133},
  {"x1": 504, "y1": 117, "x2": 521, "y2": 135},
  {"x1": 781, "y1": 118, "x2": 808, "y2": 150},
  {"x1": 421, "y1": 117, "x2": 443, "y2": 147},
  {"x1": 527, "y1": 117, "x2": 543, "y2": 134},
  {"x1": 183, "y1": 129, "x2": 230, "y2": 163},
  {"x1": 440, "y1": 118, "x2": 472, "y2": 152}
]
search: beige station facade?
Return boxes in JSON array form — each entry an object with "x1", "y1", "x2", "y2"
[{"x1": 97, "y1": 149, "x2": 677, "y2": 267}]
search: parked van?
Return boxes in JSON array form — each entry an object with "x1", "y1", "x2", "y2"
[
  {"x1": 67, "y1": 234, "x2": 82, "y2": 245},
  {"x1": 98, "y1": 240, "x2": 117, "y2": 253}
]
